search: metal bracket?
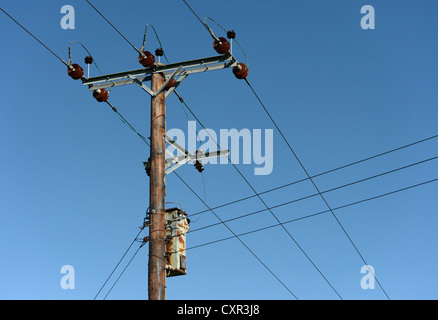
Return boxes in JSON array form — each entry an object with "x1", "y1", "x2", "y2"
[
  {"x1": 82, "y1": 53, "x2": 238, "y2": 92},
  {"x1": 129, "y1": 75, "x2": 155, "y2": 96},
  {"x1": 163, "y1": 134, "x2": 230, "y2": 175},
  {"x1": 127, "y1": 65, "x2": 183, "y2": 98},
  {"x1": 165, "y1": 73, "x2": 188, "y2": 100}
]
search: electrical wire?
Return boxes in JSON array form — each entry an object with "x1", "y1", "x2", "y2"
[
  {"x1": 173, "y1": 94, "x2": 343, "y2": 299},
  {"x1": 188, "y1": 155, "x2": 438, "y2": 234},
  {"x1": 142, "y1": 24, "x2": 170, "y2": 64},
  {"x1": 244, "y1": 78, "x2": 391, "y2": 300},
  {"x1": 185, "y1": 177, "x2": 438, "y2": 252},
  {"x1": 181, "y1": 0, "x2": 219, "y2": 41},
  {"x1": 0, "y1": 7, "x2": 70, "y2": 67},
  {"x1": 103, "y1": 243, "x2": 144, "y2": 300},
  {"x1": 173, "y1": 171, "x2": 299, "y2": 299},
  {"x1": 104, "y1": 101, "x2": 151, "y2": 147},
  {"x1": 94, "y1": 228, "x2": 144, "y2": 300},
  {"x1": 187, "y1": 132, "x2": 438, "y2": 219},
  {"x1": 164, "y1": 153, "x2": 438, "y2": 242},
  {"x1": 84, "y1": 0, "x2": 144, "y2": 56},
  {"x1": 190, "y1": 171, "x2": 207, "y2": 223},
  {"x1": 68, "y1": 41, "x2": 106, "y2": 77}
]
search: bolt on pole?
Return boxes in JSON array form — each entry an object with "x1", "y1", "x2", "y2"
[{"x1": 148, "y1": 70, "x2": 167, "y2": 300}]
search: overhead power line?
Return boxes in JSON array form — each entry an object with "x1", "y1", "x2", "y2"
[
  {"x1": 189, "y1": 155, "x2": 438, "y2": 234},
  {"x1": 174, "y1": 93, "x2": 343, "y2": 299},
  {"x1": 103, "y1": 244, "x2": 144, "y2": 300},
  {"x1": 84, "y1": 0, "x2": 143, "y2": 56},
  {"x1": 94, "y1": 228, "x2": 144, "y2": 300},
  {"x1": 0, "y1": 7, "x2": 69, "y2": 67},
  {"x1": 189, "y1": 133, "x2": 438, "y2": 218},
  {"x1": 173, "y1": 171, "x2": 300, "y2": 299},
  {"x1": 185, "y1": 177, "x2": 438, "y2": 252},
  {"x1": 244, "y1": 78, "x2": 391, "y2": 300}
]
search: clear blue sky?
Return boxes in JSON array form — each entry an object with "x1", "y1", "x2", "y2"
[{"x1": 0, "y1": 0, "x2": 437, "y2": 300}]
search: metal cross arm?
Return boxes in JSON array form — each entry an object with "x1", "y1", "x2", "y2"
[
  {"x1": 82, "y1": 53, "x2": 238, "y2": 93},
  {"x1": 163, "y1": 134, "x2": 230, "y2": 175}
]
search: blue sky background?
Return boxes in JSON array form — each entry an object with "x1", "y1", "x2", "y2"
[{"x1": 0, "y1": 0, "x2": 437, "y2": 300}]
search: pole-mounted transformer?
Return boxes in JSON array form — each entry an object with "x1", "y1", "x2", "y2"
[{"x1": 164, "y1": 207, "x2": 190, "y2": 277}]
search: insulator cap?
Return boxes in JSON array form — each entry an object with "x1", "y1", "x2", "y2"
[
  {"x1": 138, "y1": 51, "x2": 155, "y2": 68},
  {"x1": 213, "y1": 37, "x2": 230, "y2": 54},
  {"x1": 92, "y1": 88, "x2": 109, "y2": 102},
  {"x1": 232, "y1": 63, "x2": 249, "y2": 80},
  {"x1": 155, "y1": 48, "x2": 164, "y2": 57},
  {"x1": 67, "y1": 63, "x2": 84, "y2": 80},
  {"x1": 84, "y1": 56, "x2": 93, "y2": 64},
  {"x1": 227, "y1": 30, "x2": 236, "y2": 39}
]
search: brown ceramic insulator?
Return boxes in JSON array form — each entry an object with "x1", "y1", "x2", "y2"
[
  {"x1": 67, "y1": 64, "x2": 84, "y2": 80},
  {"x1": 138, "y1": 51, "x2": 155, "y2": 68},
  {"x1": 232, "y1": 63, "x2": 249, "y2": 80},
  {"x1": 213, "y1": 37, "x2": 230, "y2": 54},
  {"x1": 92, "y1": 88, "x2": 109, "y2": 102}
]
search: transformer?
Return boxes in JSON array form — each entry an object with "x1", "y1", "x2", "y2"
[{"x1": 165, "y1": 207, "x2": 190, "y2": 277}]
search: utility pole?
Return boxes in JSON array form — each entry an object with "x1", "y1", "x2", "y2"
[
  {"x1": 82, "y1": 43, "x2": 242, "y2": 301},
  {"x1": 148, "y1": 69, "x2": 167, "y2": 300}
]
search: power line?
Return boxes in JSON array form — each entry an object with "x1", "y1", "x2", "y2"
[
  {"x1": 173, "y1": 171, "x2": 300, "y2": 299},
  {"x1": 104, "y1": 101, "x2": 151, "y2": 147},
  {"x1": 189, "y1": 155, "x2": 438, "y2": 234},
  {"x1": 84, "y1": 0, "x2": 143, "y2": 56},
  {"x1": 244, "y1": 78, "x2": 391, "y2": 300},
  {"x1": 103, "y1": 243, "x2": 145, "y2": 300},
  {"x1": 0, "y1": 7, "x2": 69, "y2": 67},
  {"x1": 181, "y1": 0, "x2": 219, "y2": 41},
  {"x1": 189, "y1": 133, "x2": 438, "y2": 218},
  {"x1": 174, "y1": 93, "x2": 343, "y2": 299},
  {"x1": 185, "y1": 177, "x2": 438, "y2": 252},
  {"x1": 94, "y1": 228, "x2": 144, "y2": 300}
]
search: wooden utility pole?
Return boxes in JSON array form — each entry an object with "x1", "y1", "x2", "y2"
[
  {"x1": 82, "y1": 52, "x2": 237, "y2": 300},
  {"x1": 148, "y1": 69, "x2": 167, "y2": 300}
]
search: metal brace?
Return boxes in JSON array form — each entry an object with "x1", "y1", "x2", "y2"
[{"x1": 163, "y1": 134, "x2": 230, "y2": 175}]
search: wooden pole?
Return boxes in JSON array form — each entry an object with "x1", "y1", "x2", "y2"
[{"x1": 148, "y1": 70, "x2": 166, "y2": 300}]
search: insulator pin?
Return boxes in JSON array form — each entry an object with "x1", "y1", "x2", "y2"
[
  {"x1": 194, "y1": 160, "x2": 204, "y2": 173},
  {"x1": 138, "y1": 51, "x2": 155, "y2": 68},
  {"x1": 67, "y1": 63, "x2": 84, "y2": 80},
  {"x1": 92, "y1": 88, "x2": 109, "y2": 102},
  {"x1": 232, "y1": 63, "x2": 249, "y2": 80},
  {"x1": 213, "y1": 37, "x2": 230, "y2": 54}
]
